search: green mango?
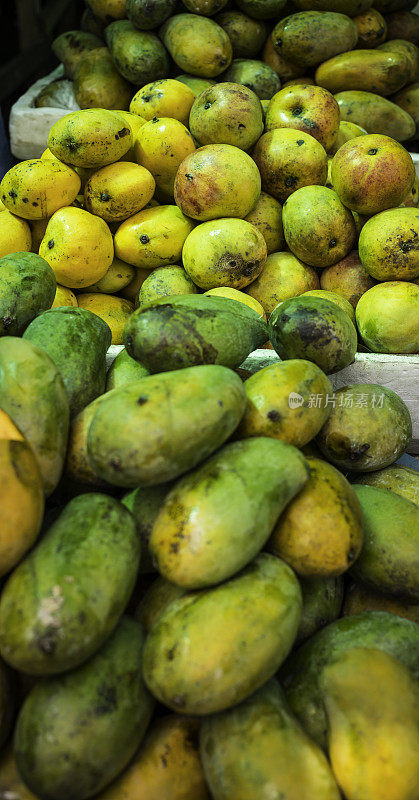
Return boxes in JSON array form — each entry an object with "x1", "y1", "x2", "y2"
[
  {"x1": 355, "y1": 464, "x2": 419, "y2": 505},
  {"x1": 0, "y1": 252, "x2": 56, "y2": 336},
  {"x1": 356, "y1": 281, "x2": 419, "y2": 352},
  {"x1": 0, "y1": 493, "x2": 140, "y2": 675},
  {"x1": 14, "y1": 617, "x2": 155, "y2": 800},
  {"x1": 235, "y1": 0, "x2": 287, "y2": 19},
  {"x1": 200, "y1": 679, "x2": 341, "y2": 800},
  {"x1": 51, "y1": 30, "x2": 103, "y2": 78},
  {"x1": 122, "y1": 482, "x2": 174, "y2": 572},
  {"x1": 316, "y1": 49, "x2": 412, "y2": 96},
  {"x1": 105, "y1": 20, "x2": 169, "y2": 86},
  {"x1": 150, "y1": 437, "x2": 309, "y2": 588},
  {"x1": 159, "y1": 14, "x2": 232, "y2": 78},
  {"x1": 296, "y1": 576, "x2": 344, "y2": 645},
  {"x1": 215, "y1": 11, "x2": 267, "y2": 58},
  {"x1": 143, "y1": 553, "x2": 302, "y2": 714},
  {"x1": 23, "y1": 307, "x2": 112, "y2": 417},
  {"x1": 280, "y1": 611, "x2": 419, "y2": 748},
  {"x1": 0, "y1": 659, "x2": 14, "y2": 751},
  {"x1": 137, "y1": 266, "x2": 197, "y2": 308},
  {"x1": 221, "y1": 59, "x2": 281, "y2": 99},
  {"x1": 293, "y1": 0, "x2": 373, "y2": 14},
  {"x1": 350, "y1": 485, "x2": 419, "y2": 601},
  {"x1": 126, "y1": 0, "x2": 177, "y2": 30},
  {"x1": 0, "y1": 337, "x2": 69, "y2": 496},
  {"x1": 123, "y1": 294, "x2": 268, "y2": 373},
  {"x1": 335, "y1": 89, "x2": 416, "y2": 140},
  {"x1": 105, "y1": 347, "x2": 149, "y2": 391},
  {"x1": 87, "y1": 365, "x2": 246, "y2": 487},
  {"x1": 135, "y1": 575, "x2": 187, "y2": 630},
  {"x1": 272, "y1": 12, "x2": 358, "y2": 70}
]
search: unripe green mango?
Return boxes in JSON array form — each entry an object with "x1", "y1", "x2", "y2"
[
  {"x1": 143, "y1": 553, "x2": 302, "y2": 715},
  {"x1": 105, "y1": 20, "x2": 169, "y2": 86},
  {"x1": 137, "y1": 266, "x2": 197, "y2": 308},
  {"x1": 0, "y1": 493, "x2": 140, "y2": 675},
  {"x1": 14, "y1": 617, "x2": 155, "y2": 800},
  {"x1": 335, "y1": 90, "x2": 416, "y2": 140},
  {"x1": 272, "y1": 12, "x2": 358, "y2": 69},
  {"x1": 358, "y1": 207, "x2": 419, "y2": 281},
  {"x1": 350, "y1": 485, "x2": 419, "y2": 601},
  {"x1": 106, "y1": 347, "x2": 149, "y2": 391},
  {"x1": 52, "y1": 30, "x2": 103, "y2": 78},
  {"x1": 221, "y1": 59, "x2": 280, "y2": 100},
  {"x1": 122, "y1": 482, "x2": 174, "y2": 573},
  {"x1": 315, "y1": 49, "x2": 412, "y2": 95},
  {"x1": 150, "y1": 438, "x2": 309, "y2": 589},
  {"x1": 280, "y1": 611, "x2": 419, "y2": 748},
  {"x1": 356, "y1": 464, "x2": 419, "y2": 505},
  {"x1": 23, "y1": 307, "x2": 112, "y2": 417},
  {"x1": 126, "y1": 0, "x2": 177, "y2": 30},
  {"x1": 87, "y1": 365, "x2": 246, "y2": 487},
  {"x1": 0, "y1": 252, "x2": 56, "y2": 337},
  {"x1": 0, "y1": 337, "x2": 69, "y2": 496},
  {"x1": 297, "y1": 576, "x2": 344, "y2": 645},
  {"x1": 200, "y1": 679, "x2": 341, "y2": 800},
  {"x1": 123, "y1": 294, "x2": 268, "y2": 373}
]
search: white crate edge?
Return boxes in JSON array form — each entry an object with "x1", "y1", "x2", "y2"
[{"x1": 106, "y1": 347, "x2": 419, "y2": 455}]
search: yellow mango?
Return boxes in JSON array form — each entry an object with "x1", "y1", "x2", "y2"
[
  {"x1": 0, "y1": 199, "x2": 6, "y2": 211},
  {"x1": 39, "y1": 207, "x2": 113, "y2": 288},
  {"x1": 0, "y1": 747, "x2": 39, "y2": 800},
  {"x1": 0, "y1": 210, "x2": 31, "y2": 257},
  {"x1": 77, "y1": 294, "x2": 133, "y2": 344},
  {"x1": 0, "y1": 159, "x2": 80, "y2": 220},
  {"x1": 204, "y1": 286, "x2": 265, "y2": 317},
  {"x1": 244, "y1": 191, "x2": 284, "y2": 254},
  {"x1": 65, "y1": 394, "x2": 110, "y2": 486},
  {"x1": 134, "y1": 117, "x2": 195, "y2": 198},
  {"x1": 114, "y1": 205, "x2": 194, "y2": 269},
  {"x1": 86, "y1": 0, "x2": 126, "y2": 21},
  {"x1": 52, "y1": 285, "x2": 78, "y2": 308},
  {"x1": 252, "y1": 128, "x2": 328, "y2": 204},
  {"x1": 47, "y1": 109, "x2": 132, "y2": 168},
  {"x1": 112, "y1": 110, "x2": 147, "y2": 162},
  {"x1": 119, "y1": 265, "x2": 152, "y2": 302},
  {"x1": 160, "y1": 13, "x2": 232, "y2": 78},
  {"x1": 84, "y1": 162, "x2": 155, "y2": 223},
  {"x1": 246, "y1": 251, "x2": 319, "y2": 314},
  {"x1": 79, "y1": 257, "x2": 135, "y2": 294},
  {"x1": 265, "y1": 85, "x2": 340, "y2": 153},
  {"x1": 302, "y1": 289, "x2": 356, "y2": 323},
  {"x1": 130, "y1": 79, "x2": 195, "y2": 126},
  {"x1": 0, "y1": 408, "x2": 24, "y2": 441}
]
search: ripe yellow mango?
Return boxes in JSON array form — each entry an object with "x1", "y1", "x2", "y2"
[
  {"x1": 130, "y1": 78, "x2": 195, "y2": 125},
  {"x1": 48, "y1": 109, "x2": 132, "y2": 168},
  {"x1": 244, "y1": 191, "x2": 284, "y2": 254},
  {"x1": 77, "y1": 293, "x2": 134, "y2": 345},
  {"x1": 114, "y1": 205, "x2": 194, "y2": 269},
  {"x1": 0, "y1": 210, "x2": 31, "y2": 257},
  {"x1": 246, "y1": 251, "x2": 319, "y2": 314},
  {"x1": 134, "y1": 117, "x2": 195, "y2": 198},
  {"x1": 84, "y1": 161, "x2": 155, "y2": 223},
  {"x1": 79, "y1": 257, "x2": 135, "y2": 294},
  {"x1": 0, "y1": 159, "x2": 80, "y2": 220}
]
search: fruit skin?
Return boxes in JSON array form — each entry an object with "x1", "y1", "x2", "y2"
[
  {"x1": 221, "y1": 59, "x2": 280, "y2": 100},
  {"x1": 0, "y1": 158, "x2": 81, "y2": 220},
  {"x1": 246, "y1": 251, "x2": 319, "y2": 314},
  {"x1": 200, "y1": 679, "x2": 341, "y2": 800},
  {"x1": 392, "y1": 80, "x2": 419, "y2": 138},
  {"x1": 320, "y1": 250, "x2": 376, "y2": 307},
  {"x1": 84, "y1": 162, "x2": 155, "y2": 223},
  {"x1": 87, "y1": 365, "x2": 246, "y2": 487},
  {"x1": 315, "y1": 49, "x2": 412, "y2": 96},
  {"x1": 52, "y1": 284, "x2": 78, "y2": 308},
  {"x1": 385, "y1": 9, "x2": 419, "y2": 44},
  {"x1": 0, "y1": 493, "x2": 140, "y2": 675},
  {"x1": 301, "y1": 289, "x2": 356, "y2": 323},
  {"x1": 105, "y1": 20, "x2": 169, "y2": 85},
  {"x1": 176, "y1": 74, "x2": 216, "y2": 96},
  {"x1": 356, "y1": 281, "x2": 419, "y2": 353},
  {"x1": 379, "y1": 39, "x2": 419, "y2": 82},
  {"x1": 174, "y1": 144, "x2": 261, "y2": 221},
  {"x1": 280, "y1": 611, "x2": 419, "y2": 748},
  {"x1": 48, "y1": 109, "x2": 132, "y2": 168},
  {"x1": 136, "y1": 576, "x2": 187, "y2": 630},
  {"x1": 150, "y1": 437, "x2": 309, "y2": 589},
  {"x1": 134, "y1": 117, "x2": 195, "y2": 199},
  {"x1": 252, "y1": 128, "x2": 328, "y2": 204},
  {"x1": 106, "y1": 348, "x2": 149, "y2": 391},
  {"x1": 328, "y1": 120, "x2": 368, "y2": 155},
  {"x1": 138, "y1": 266, "x2": 197, "y2": 307},
  {"x1": 0, "y1": 337, "x2": 69, "y2": 496},
  {"x1": 130, "y1": 78, "x2": 195, "y2": 126},
  {"x1": 293, "y1": 0, "x2": 373, "y2": 15},
  {"x1": 80, "y1": 257, "x2": 135, "y2": 295},
  {"x1": 353, "y1": 8, "x2": 387, "y2": 47},
  {"x1": 335, "y1": 90, "x2": 416, "y2": 141},
  {"x1": 0, "y1": 251, "x2": 56, "y2": 336},
  {"x1": 77, "y1": 294, "x2": 133, "y2": 346},
  {"x1": 114, "y1": 205, "x2": 194, "y2": 270},
  {"x1": 73, "y1": 47, "x2": 133, "y2": 110},
  {"x1": 64, "y1": 394, "x2": 110, "y2": 486},
  {"x1": 343, "y1": 581, "x2": 419, "y2": 622},
  {"x1": 0, "y1": 210, "x2": 32, "y2": 257},
  {"x1": 297, "y1": 576, "x2": 344, "y2": 645},
  {"x1": 122, "y1": 483, "x2": 173, "y2": 573},
  {"x1": 358, "y1": 208, "x2": 419, "y2": 280},
  {"x1": 320, "y1": 647, "x2": 419, "y2": 800},
  {"x1": 123, "y1": 294, "x2": 268, "y2": 373},
  {"x1": 142, "y1": 553, "x2": 302, "y2": 715},
  {"x1": 14, "y1": 617, "x2": 155, "y2": 800},
  {"x1": 52, "y1": 30, "x2": 103, "y2": 78},
  {"x1": 350, "y1": 485, "x2": 419, "y2": 602},
  {"x1": 86, "y1": 0, "x2": 126, "y2": 21},
  {"x1": 331, "y1": 134, "x2": 415, "y2": 215},
  {"x1": 268, "y1": 457, "x2": 364, "y2": 578},
  {"x1": 237, "y1": 359, "x2": 333, "y2": 446},
  {"x1": 126, "y1": 0, "x2": 177, "y2": 30},
  {"x1": 272, "y1": 11, "x2": 358, "y2": 70},
  {"x1": 316, "y1": 383, "x2": 412, "y2": 472},
  {"x1": 356, "y1": 464, "x2": 419, "y2": 505},
  {"x1": 215, "y1": 11, "x2": 267, "y2": 58},
  {"x1": 159, "y1": 14, "x2": 232, "y2": 78},
  {"x1": 244, "y1": 191, "x2": 284, "y2": 254},
  {"x1": 188, "y1": 82, "x2": 264, "y2": 151},
  {"x1": 0, "y1": 746, "x2": 39, "y2": 800},
  {"x1": 235, "y1": 0, "x2": 287, "y2": 20},
  {"x1": 268, "y1": 296, "x2": 358, "y2": 374}
]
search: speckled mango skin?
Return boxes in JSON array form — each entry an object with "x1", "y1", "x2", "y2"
[
  {"x1": 316, "y1": 383, "x2": 412, "y2": 471},
  {"x1": 221, "y1": 59, "x2": 280, "y2": 100},
  {"x1": 350, "y1": 485, "x2": 419, "y2": 602},
  {"x1": 343, "y1": 580, "x2": 419, "y2": 622},
  {"x1": 126, "y1": 0, "x2": 177, "y2": 30},
  {"x1": 48, "y1": 109, "x2": 132, "y2": 168},
  {"x1": 81, "y1": 257, "x2": 135, "y2": 294},
  {"x1": 114, "y1": 205, "x2": 195, "y2": 270},
  {"x1": 52, "y1": 30, "x2": 103, "y2": 78},
  {"x1": 279, "y1": 611, "x2": 419, "y2": 749},
  {"x1": 297, "y1": 576, "x2": 344, "y2": 645},
  {"x1": 73, "y1": 47, "x2": 133, "y2": 111},
  {"x1": 268, "y1": 457, "x2": 364, "y2": 578},
  {"x1": 320, "y1": 250, "x2": 376, "y2": 307},
  {"x1": 0, "y1": 210, "x2": 31, "y2": 257},
  {"x1": 356, "y1": 464, "x2": 419, "y2": 505},
  {"x1": 138, "y1": 266, "x2": 197, "y2": 307},
  {"x1": 0, "y1": 158, "x2": 81, "y2": 220},
  {"x1": 272, "y1": 12, "x2": 358, "y2": 70},
  {"x1": 136, "y1": 576, "x2": 187, "y2": 630},
  {"x1": 142, "y1": 553, "x2": 302, "y2": 715},
  {"x1": 244, "y1": 192, "x2": 284, "y2": 254},
  {"x1": 252, "y1": 128, "x2": 328, "y2": 204},
  {"x1": 14, "y1": 618, "x2": 155, "y2": 800},
  {"x1": 0, "y1": 747, "x2": 39, "y2": 800},
  {"x1": 134, "y1": 117, "x2": 195, "y2": 199},
  {"x1": 106, "y1": 348, "x2": 149, "y2": 391},
  {"x1": 358, "y1": 208, "x2": 419, "y2": 280},
  {"x1": 0, "y1": 494, "x2": 140, "y2": 675},
  {"x1": 215, "y1": 11, "x2": 267, "y2": 57},
  {"x1": 237, "y1": 359, "x2": 333, "y2": 446},
  {"x1": 130, "y1": 78, "x2": 195, "y2": 125},
  {"x1": 123, "y1": 294, "x2": 268, "y2": 373},
  {"x1": 356, "y1": 281, "x2": 419, "y2": 352},
  {"x1": 0, "y1": 251, "x2": 56, "y2": 336},
  {"x1": 105, "y1": 20, "x2": 169, "y2": 85},
  {"x1": 302, "y1": 289, "x2": 356, "y2": 323},
  {"x1": 392, "y1": 80, "x2": 419, "y2": 137},
  {"x1": 84, "y1": 162, "x2": 155, "y2": 223},
  {"x1": 150, "y1": 438, "x2": 309, "y2": 589},
  {"x1": 200, "y1": 679, "x2": 341, "y2": 800},
  {"x1": 353, "y1": 8, "x2": 387, "y2": 48},
  {"x1": 159, "y1": 14, "x2": 232, "y2": 77},
  {"x1": 246, "y1": 251, "x2": 319, "y2": 314},
  {"x1": 87, "y1": 365, "x2": 246, "y2": 487},
  {"x1": 315, "y1": 49, "x2": 412, "y2": 96},
  {"x1": 189, "y1": 83, "x2": 263, "y2": 150},
  {"x1": 334, "y1": 90, "x2": 416, "y2": 141}
]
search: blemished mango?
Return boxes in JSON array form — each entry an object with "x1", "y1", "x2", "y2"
[
  {"x1": 14, "y1": 618, "x2": 155, "y2": 800},
  {"x1": 130, "y1": 79, "x2": 195, "y2": 125},
  {"x1": 150, "y1": 438, "x2": 309, "y2": 588},
  {"x1": 84, "y1": 162, "x2": 155, "y2": 223},
  {"x1": 356, "y1": 464, "x2": 419, "y2": 505},
  {"x1": 301, "y1": 289, "x2": 356, "y2": 323},
  {"x1": 0, "y1": 251, "x2": 56, "y2": 336},
  {"x1": 297, "y1": 576, "x2": 344, "y2": 644},
  {"x1": 52, "y1": 284, "x2": 78, "y2": 308},
  {"x1": 106, "y1": 348, "x2": 149, "y2": 391},
  {"x1": 235, "y1": 0, "x2": 287, "y2": 19},
  {"x1": 353, "y1": 8, "x2": 387, "y2": 48},
  {"x1": 315, "y1": 49, "x2": 412, "y2": 96},
  {"x1": 237, "y1": 359, "x2": 333, "y2": 446},
  {"x1": 356, "y1": 281, "x2": 419, "y2": 353},
  {"x1": 106, "y1": 20, "x2": 170, "y2": 85},
  {"x1": 114, "y1": 205, "x2": 194, "y2": 269},
  {"x1": 0, "y1": 158, "x2": 81, "y2": 220},
  {"x1": 244, "y1": 191, "x2": 284, "y2": 254},
  {"x1": 320, "y1": 250, "x2": 376, "y2": 307},
  {"x1": 122, "y1": 483, "x2": 173, "y2": 574},
  {"x1": 335, "y1": 90, "x2": 416, "y2": 141},
  {"x1": 113, "y1": 109, "x2": 147, "y2": 162},
  {"x1": 378, "y1": 39, "x2": 419, "y2": 83},
  {"x1": 134, "y1": 117, "x2": 195, "y2": 199},
  {"x1": 73, "y1": 47, "x2": 133, "y2": 111},
  {"x1": 39, "y1": 206, "x2": 114, "y2": 289},
  {"x1": 201, "y1": 679, "x2": 341, "y2": 800},
  {"x1": 343, "y1": 581, "x2": 419, "y2": 623},
  {"x1": 159, "y1": 14, "x2": 232, "y2": 78},
  {"x1": 126, "y1": 0, "x2": 177, "y2": 30},
  {"x1": 263, "y1": 34, "x2": 305, "y2": 83},
  {"x1": 215, "y1": 11, "x2": 267, "y2": 58},
  {"x1": 0, "y1": 210, "x2": 31, "y2": 257},
  {"x1": 137, "y1": 266, "x2": 197, "y2": 307},
  {"x1": 87, "y1": 365, "x2": 246, "y2": 487},
  {"x1": 358, "y1": 208, "x2": 419, "y2": 280},
  {"x1": 265, "y1": 85, "x2": 340, "y2": 152},
  {"x1": 79, "y1": 257, "x2": 135, "y2": 295},
  {"x1": 321, "y1": 648, "x2": 419, "y2": 800},
  {"x1": 272, "y1": 11, "x2": 358, "y2": 69},
  {"x1": 47, "y1": 108, "x2": 132, "y2": 168},
  {"x1": 136, "y1": 576, "x2": 187, "y2": 629},
  {"x1": 246, "y1": 251, "x2": 319, "y2": 314},
  {"x1": 142, "y1": 553, "x2": 302, "y2": 714},
  {"x1": 51, "y1": 30, "x2": 103, "y2": 78},
  {"x1": 252, "y1": 128, "x2": 328, "y2": 204},
  {"x1": 77, "y1": 293, "x2": 133, "y2": 345},
  {"x1": 119, "y1": 265, "x2": 151, "y2": 302},
  {"x1": 188, "y1": 82, "x2": 264, "y2": 150},
  {"x1": 222, "y1": 59, "x2": 281, "y2": 100}
]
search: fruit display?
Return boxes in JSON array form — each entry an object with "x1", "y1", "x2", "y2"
[{"x1": 0, "y1": 0, "x2": 419, "y2": 797}]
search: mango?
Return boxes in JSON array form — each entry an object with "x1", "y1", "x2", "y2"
[
  {"x1": 1, "y1": 158, "x2": 81, "y2": 220},
  {"x1": 76, "y1": 294, "x2": 133, "y2": 345},
  {"x1": 315, "y1": 49, "x2": 412, "y2": 95},
  {"x1": 204, "y1": 286, "x2": 265, "y2": 317},
  {"x1": 182, "y1": 0, "x2": 228, "y2": 12},
  {"x1": 320, "y1": 250, "x2": 376, "y2": 306},
  {"x1": 356, "y1": 281, "x2": 419, "y2": 352},
  {"x1": 47, "y1": 109, "x2": 132, "y2": 168},
  {"x1": 235, "y1": 0, "x2": 287, "y2": 19},
  {"x1": 328, "y1": 119, "x2": 368, "y2": 155},
  {"x1": 200, "y1": 679, "x2": 341, "y2": 800},
  {"x1": 0, "y1": 210, "x2": 31, "y2": 257},
  {"x1": 112, "y1": 109, "x2": 147, "y2": 162},
  {"x1": 86, "y1": 0, "x2": 126, "y2": 21},
  {"x1": 137, "y1": 266, "x2": 197, "y2": 307},
  {"x1": 354, "y1": 8, "x2": 387, "y2": 46},
  {"x1": 0, "y1": 747, "x2": 38, "y2": 800},
  {"x1": 272, "y1": 11, "x2": 358, "y2": 69},
  {"x1": 84, "y1": 162, "x2": 155, "y2": 224},
  {"x1": 385, "y1": 9, "x2": 419, "y2": 43},
  {"x1": 221, "y1": 59, "x2": 281, "y2": 100},
  {"x1": 297, "y1": 576, "x2": 344, "y2": 644},
  {"x1": 134, "y1": 117, "x2": 195, "y2": 199},
  {"x1": 188, "y1": 82, "x2": 263, "y2": 150},
  {"x1": 356, "y1": 464, "x2": 419, "y2": 505},
  {"x1": 358, "y1": 208, "x2": 419, "y2": 280},
  {"x1": 343, "y1": 581, "x2": 419, "y2": 622},
  {"x1": 106, "y1": 348, "x2": 149, "y2": 390},
  {"x1": 321, "y1": 647, "x2": 419, "y2": 800},
  {"x1": 52, "y1": 284, "x2": 77, "y2": 308},
  {"x1": 119, "y1": 265, "x2": 151, "y2": 302},
  {"x1": 393, "y1": 81, "x2": 419, "y2": 139},
  {"x1": 335, "y1": 90, "x2": 416, "y2": 140},
  {"x1": 122, "y1": 483, "x2": 173, "y2": 573},
  {"x1": 73, "y1": 47, "x2": 133, "y2": 110},
  {"x1": 316, "y1": 383, "x2": 412, "y2": 471},
  {"x1": 80, "y1": 257, "x2": 135, "y2": 294},
  {"x1": 123, "y1": 294, "x2": 268, "y2": 372},
  {"x1": 64, "y1": 394, "x2": 110, "y2": 486},
  {"x1": 378, "y1": 39, "x2": 419, "y2": 82},
  {"x1": 245, "y1": 251, "x2": 319, "y2": 314},
  {"x1": 126, "y1": 0, "x2": 177, "y2": 28},
  {"x1": 114, "y1": 205, "x2": 194, "y2": 269},
  {"x1": 0, "y1": 337, "x2": 69, "y2": 496},
  {"x1": 280, "y1": 611, "x2": 419, "y2": 748},
  {"x1": 215, "y1": 11, "x2": 267, "y2": 58},
  {"x1": 0, "y1": 251, "x2": 56, "y2": 336},
  {"x1": 244, "y1": 191, "x2": 284, "y2": 254},
  {"x1": 52, "y1": 30, "x2": 103, "y2": 78},
  {"x1": 136, "y1": 576, "x2": 187, "y2": 629},
  {"x1": 143, "y1": 553, "x2": 302, "y2": 714},
  {"x1": 263, "y1": 34, "x2": 305, "y2": 83},
  {"x1": 105, "y1": 20, "x2": 169, "y2": 85},
  {"x1": 130, "y1": 78, "x2": 195, "y2": 125},
  {"x1": 252, "y1": 128, "x2": 328, "y2": 203},
  {"x1": 14, "y1": 618, "x2": 155, "y2": 800},
  {"x1": 87, "y1": 365, "x2": 246, "y2": 487},
  {"x1": 301, "y1": 288, "x2": 356, "y2": 323},
  {"x1": 294, "y1": 0, "x2": 376, "y2": 13},
  {"x1": 175, "y1": 74, "x2": 216, "y2": 95},
  {"x1": 150, "y1": 438, "x2": 309, "y2": 588},
  {"x1": 159, "y1": 14, "x2": 232, "y2": 77},
  {"x1": 269, "y1": 296, "x2": 358, "y2": 373}
]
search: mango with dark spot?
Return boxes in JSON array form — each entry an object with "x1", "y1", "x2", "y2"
[
  {"x1": 355, "y1": 463, "x2": 419, "y2": 505},
  {"x1": 316, "y1": 383, "x2": 412, "y2": 471},
  {"x1": 51, "y1": 29, "x2": 103, "y2": 78},
  {"x1": 272, "y1": 11, "x2": 358, "y2": 69},
  {"x1": 244, "y1": 191, "x2": 284, "y2": 254},
  {"x1": 0, "y1": 251, "x2": 56, "y2": 336},
  {"x1": 200, "y1": 679, "x2": 341, "y2": 800},
  {"x1": 136, "y1": 576, "x2": 187, "y2": 630},
  {"x1": 334, "y1": 90, "x2": 416, "y2": 141},
  {"x1": 123, "y1": 294, "x2": 268, "y2": 373},
  {"x1": 297, "y1": 575, "x2": 344, "y2": 644},
  {"x1": 14, "y1": 617, "x2": 155, "y2": 800},
  {"x1": 73, "y1": 47, "x2": 133, "y2": 110},
  {"x1": 358, "y1": 206, "x2": 419, "y2": 280},
  {"x1": 266, "y1": 84, "x2": 340, "y2": 158},
  {"x1": 353, "y1": 8, "x2": 387, "y2": 47},
  {"x1": 356, "y1": 281, "x2": 419, "y2": 353},
  {"x1": 188, "y1": 82, "x2": 263, "y2": 151},
  {"x1": 0, "y1": 493, "x2": 140, "y2": 675},
  {"x1": 253, "y1": 128, "x2": 327, "y2": 204},
  {"x1": 114, "y1": 205, "x2": 195, "y2": 270},
  {"x1": 87, "y1": 364, "x2": 246, "y2": 487},
  {"x1": 142, "y1": 553, "x2": 302, "y2": 714},
  {"x1": 159, "y1": 14, "x2": 232, "y2": 77},
  {"x1": 129, "y1": 78, "x2": 195, "y2": 125},
  {"x1": 47, "y1": 108, "x2": 132, "y2": 168},
  {"x1": 378, "y1": 39, "x2": 419, "y2": 82},
  {"x1": 0, "y1": 158, "x2": 81, "y2": 221},
  {"x1": 215, "y1": 11, "x2": 267, "y2": 58},
  {"x1": 263, "y1": 34, "x2": 305, "y2": 83},
  {"x1": 105, "y1": 20, "x2": 169, "y2": 85},
  {"x1": 123, "y1": 482, "x2": 174, "y2": 573},
  {"x1": 126, "y1": 0, "x2": 177, "y2": 30},
  {"x1": 221, "y1": 59, "x2": 280, "y2": 100},
  {"x1": 315, "y1": 48, "x2": 412, "y2": 96}
]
